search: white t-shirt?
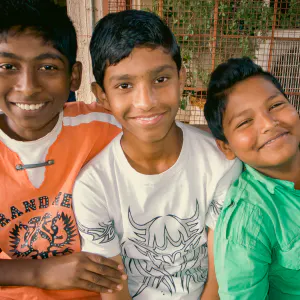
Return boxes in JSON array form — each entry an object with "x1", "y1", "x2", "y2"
[
  {"x1": 0, "y1": 112, "x2": 63, "y2": 188},
  {"x1": 73, "y1": 122, "x2": 242, "y2": 300}
]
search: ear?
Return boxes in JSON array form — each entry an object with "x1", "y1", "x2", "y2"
[
  {"x1": 179, "y1": 66, "x2": 186, "y2": 95},
  {"x1": 69, "y1": 61, "x2": 82, "y2": 92},
  {"x1": 216, "y1": 139, "x2": 237, "y2": 160},
  {"x1": 91, "y1": 82, "x2": 111, "y2": 111}
]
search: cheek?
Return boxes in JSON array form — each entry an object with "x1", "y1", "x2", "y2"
[
  {"x1": 229, "y1": 129, "x2": 256, "y2": 153},
  {"x1": 157, "y1": 84, "x2": 180, "y2": 103},
  {"x1": 288, "y1": 109, "x2": 300, "y2": 126},
  {"x1": 109, "y1": 96, "x2": 129, "y2": 118},
  {"x1": 278, "y1": 106, "x2": 300, "y2": 125}
]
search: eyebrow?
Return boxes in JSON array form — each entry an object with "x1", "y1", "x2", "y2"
[
  {"x1": 109, "y1": 74, "x2": 134, "y2": 84},
  {"x1": 227, "y1": 92, "x2": 283, "y2": 125},
  {"x1": 108, "y1": 64, "x2": 176, "y2": 84},
  {"x1": 227, "y1": 108, "x2": 252, "y2": 126},
  {"x1": 0, "y1": 51, "x2": 65, "y2": 64},
  {"x1": 0, "y1": 52, "x2": 20, "y2": 59},
  {"x1": 35, "y1": 53, "x2": 65, "y2": 64},
  {"x1": 266, "y1": 92, "x2": 282, "y2": 102},
  {"x1": 149, "y1": 64, "x2": 176, "y2": 75}
]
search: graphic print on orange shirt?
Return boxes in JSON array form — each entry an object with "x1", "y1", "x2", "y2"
[{"x1": 1, "y1": 192, "x2": 79, "y2": 259}]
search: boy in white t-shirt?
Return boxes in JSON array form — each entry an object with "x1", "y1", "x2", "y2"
[{"x1": 73, "y1": 10, "x2": 242, "y2": 300}]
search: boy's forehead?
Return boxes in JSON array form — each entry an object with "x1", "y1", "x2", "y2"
[
  {"x1": 0, "y1": 30, "x2": 67, "y2": 63},
  {"x1": 224, "y1": 76, "x2": 283, "y2": 120},
  {"x1": 105, "y1": 47, "x2": 177, "y2": 80},
  {"x1": 229, "y1": 76, "x2": 280, "y2": 101}
]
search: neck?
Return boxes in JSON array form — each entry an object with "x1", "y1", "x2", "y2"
[
  {"x1": 0, "y1": 114, "x2": 60, "y2": 141},
  {"x1": 256, "y1": 150, "x2": 300, "y2": 189},
  {"x1": 121, "y1": 123, "x2": 183, "y2": 175}
]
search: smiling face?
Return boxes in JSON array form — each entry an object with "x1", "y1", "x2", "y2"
[
  {"x1": 92, "y1": 47, "x2": 185, "y2": 145},
  {"x1": 218, "y1": 76, "x2": 300, "y2": 172},
  {"x1": 0, "y1": 29, "x2": 81, "y2": 140}
]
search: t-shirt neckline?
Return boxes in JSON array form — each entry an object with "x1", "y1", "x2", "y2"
[{"x1": 113, "y1": 121, "x2": 188, "y2": 184}]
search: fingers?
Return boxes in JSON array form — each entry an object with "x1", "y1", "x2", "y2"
[
  {"x1": 85, "y1": 253, "x2": 127, "y2": 281},
  {"x1": 78, "y1": 271, "x2": 124, "y2": 294},
  {"x1": 87, "y1": 252, "x2": 124, "y2": 271},
  {"x1": 86, "y1": 261, "x2": 127, "y2": 281}
]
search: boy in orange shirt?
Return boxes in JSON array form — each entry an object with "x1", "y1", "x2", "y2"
[{"x1": 0, "y1": 0, "x2": 126, "y2": 299}]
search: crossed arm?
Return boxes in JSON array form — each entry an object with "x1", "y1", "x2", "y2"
[{"x1": 0, "y1": 251, "x2": 127, "y2": 292}]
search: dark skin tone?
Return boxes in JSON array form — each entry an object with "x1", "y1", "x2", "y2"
[
  {"x1": 217, "y1": 76, "x2": 300, "y2": 189},
  {"x1": 0, "y1": 30, "x2": 127, "y2": 293},
  {"x1": 93, "y1": 47, "x2": 219, "y2": 299}
]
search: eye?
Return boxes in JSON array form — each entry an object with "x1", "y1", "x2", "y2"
[
  {"x1": 155, "y1": 77, "x2": 168, "y2": 84},
  {"x1": 0, "y1": 64, "x2": 17, "y2": 70},
  {"x1": 236, "y1": 119, "x2": 252, "y2": 128},
  {"x1": 40, "y1": 65, "x2": 57, "y2": 71},
  {"x1": 117, "y1": 83, "x2": 132, "y2": 90},
  {"x1": 270, "y1": 102, "x2": 284, "y2": 110}
]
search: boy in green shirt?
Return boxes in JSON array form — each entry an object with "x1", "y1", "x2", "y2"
[{"x1": 204, "y1": 57, "x2": 300, "y2": 299}]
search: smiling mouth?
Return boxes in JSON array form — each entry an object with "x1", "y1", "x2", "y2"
[
  {"x1": 259, "y1": 132, "x2": 288, "y2": 150},
  {"x1": 135, "y1": 114, "x2": 162, "y2": 121},
  {"x1": 132, "y1": 113, "x2": 166, "y2": 125},
  {"x1": 15, "y1": 103, "x2": 46, "y2": 111}
]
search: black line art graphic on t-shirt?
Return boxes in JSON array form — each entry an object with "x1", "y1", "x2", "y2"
[
  {"x1": 78, "y1": 220, "x2": 115, "y2": 244},
  {"x1": 121, "y1": 200, "x2": 208, "y2": 298}
]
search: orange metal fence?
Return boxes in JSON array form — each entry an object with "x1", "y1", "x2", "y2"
[{"x1": 102, "y1": 0, "x2": 300, "y2": 124}]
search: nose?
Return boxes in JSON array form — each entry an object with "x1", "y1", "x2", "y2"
[
  {"x1": 132, "y1": 84, "x2": 157, "y2": 111},
  {"x1": 260, "y1": 111, "x2": 279, "y2": 134},
  {"x1": 15, "y1": 69, "x2": 42, "y2": 97}
]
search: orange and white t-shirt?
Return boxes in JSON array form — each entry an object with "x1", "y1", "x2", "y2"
[{"x1": 0, "y1": 101, "x2": 121, "y2": 300}]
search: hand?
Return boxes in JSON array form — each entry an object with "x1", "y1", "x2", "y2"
[{"x1": 37, "y1": 252, "x2": 127, "y2": 293}]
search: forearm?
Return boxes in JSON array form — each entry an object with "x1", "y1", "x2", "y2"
[
  {"x1": 201, "y1": 228, "x2": 219, "y2": 300},
  {"x1": 201, "y1": 279, "x2": 219, "y2": 300},
  {"x1": 0, "y1": 259, "x2": 39, "y2": 287}
]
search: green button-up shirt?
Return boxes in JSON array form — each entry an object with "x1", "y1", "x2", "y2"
[{"x1": 214, "y1": 165, "x2": 300, "y2": 300}]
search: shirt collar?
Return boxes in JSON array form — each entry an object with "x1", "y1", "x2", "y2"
[{"x1": 244, "y1": 164, "x2": 296, "y2": 194}]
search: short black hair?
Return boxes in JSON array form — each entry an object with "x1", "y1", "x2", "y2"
[
  {"x1": 0, "y1": 0, "x2": 77, "y2": 69},
  {"x1": 204, "y1": 57, "x2": 287, "y2": 142},
  {"x1": 90, "y1": 9, "x2": 181, "y2": 89}
]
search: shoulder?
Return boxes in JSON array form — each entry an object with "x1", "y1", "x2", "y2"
[
  {"x1": 180, "y1": 122, "x2": 231, "y2": 160},
  {"x1": 216, "y1": 174, "x2": 275, "y2": 249},
  {"x1": 179, "y1": 122, "x2": 242, "y2": 176},
  {"x1": 77, "y1": 136, "x2": 120, "y2": 181},
  {"x1": 63, "y1": 101, "x2": 120, "y2": 129}
]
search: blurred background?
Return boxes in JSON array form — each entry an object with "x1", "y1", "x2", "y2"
[{"x1": 61, "y1": 0, "x2": 300, "y2": 125}]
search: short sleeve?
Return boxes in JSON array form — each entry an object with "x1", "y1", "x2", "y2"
[
  {"x1": 72, "y1": 166, "x2": 121, "y2": 258},
  {"x1": 214, "y1": 198, "x2": 272, "y2": 299},
  {"x1": 205, "y1": 159, "x2": 242, "y2": 229},
  {"x1": 85, "y1": 123, "x2": 121, "y2": 165}
]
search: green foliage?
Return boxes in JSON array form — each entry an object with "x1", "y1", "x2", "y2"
[
  {"x1": 278, "y1": 0, "x2": 300, "y2": 29},
  {"x1": 142, "y1": 0, "x2": 298, "y2": 109}
]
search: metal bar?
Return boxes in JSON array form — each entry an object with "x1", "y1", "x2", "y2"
[
  {"x1": 126, "y1": 0, "x2": 132, "y2": 9},
  {"x1": 268, "y1": 0, "x2": 278, "y2": 71},
  {"x1": 103, "y1": 0, "x2": 109, "y2": 16},
  {"x1": 183, "y1": 88, "x2": 300, "y2": 96},
  {"x1": 76, "y1": 34, "x2": 300, "y2": 42},
  {"x1": 211, "y1": 0, "x2": 219, "y2": 71},
  {"x1": 174, "y1": 33, "x2": 300, "y2": 42},
  {"x1": 286, "y1": 92, "x2": 300, "y2": 96},
  {"x1": 184, "y1": 87, "x2": 208, "y2": 92},
  {"x1": 158, "y1": 0, "x2": 163, "y2": 18}
]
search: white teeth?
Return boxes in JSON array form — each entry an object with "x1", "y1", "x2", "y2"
[
  {"x1": 16, "y1": 103, "x2": 45, "y2": 111},
  {"x1": 138, "y1": 115, "x2": 158, "y2": 121}
]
